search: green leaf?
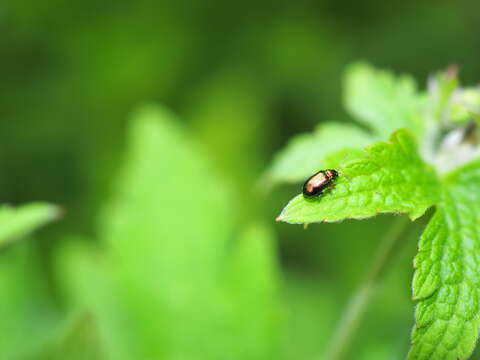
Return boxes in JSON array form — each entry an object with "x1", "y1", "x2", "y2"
[
  {"x1": 0, "y1": 243, "x2": 60, "y2": 359},
  {"x1": 222, "y1": 223, "x2": 282, "y2": 359},
  {"x1": 18, "y1": 313, "x2": 105, "y2": 360},
  {"x1": 101, "y1": 104, "x2": 237, "y2": 359},
  {"x1": 344, "y1": 62, "x2": 423, "y2": 139},
  {"x1": 263, "y1": 122, "x2": 375, "y2": 186},
  {"x1": 187, "y1": 69, "x2": 269, "y2": 194},
  {"x1": 409, "y1": 161, "x2": 480, "y2": 360},
  {"x1": 0, "y1": 203, "x2": 61, "y2": 248},
  {"x1": 428, "y1": 68, "x2": 459, "y2": 124},
  {"x1": 450, "y1": 88, "x2": 480, "y2": 124},
  {"x1": 281, "y1": 273, "x2": 338, "y2": 360},
  {"x1": 322, "y1": 148, "x2": 367, "y2": 169},
  {"x1": 276, "y1": 130, "x2": 439, "y2": 224},
  {"x1": 54, "y1": 238, "x2": 135, "y2": 360},
  {"x1": 56, "y1": 104, "x2": 282, "y2": 360},
  {"x1": 46, "y1": 313, "x2": 104, "y2": 360}
]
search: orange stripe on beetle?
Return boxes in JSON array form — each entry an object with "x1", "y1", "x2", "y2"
[{"x1": 302, "y1": 169, "x2": 338, "y2": 198}]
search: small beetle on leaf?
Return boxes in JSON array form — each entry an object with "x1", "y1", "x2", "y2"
[{"x1": 302, "y1": 169, "x2": 338, "y2": 198}]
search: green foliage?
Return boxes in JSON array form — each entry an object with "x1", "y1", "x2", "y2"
[
  {"x1": 187, "y1": 68, "x2": 270, "y2": 195},
  {"x1": 5, "y1": 2, "x2": 480, "y2": 359},
  {"x1": 264, "y1": 122, "x2": 375, "y2": 187},
  {"x1": 222, "y1": 224, "x2": 281, "y2": 359},
  {"x1": 0, "y1": 203, "x2": 61, "y2": 248},
  {"x1": 344, "y1": 62, "x2": 424, "y2": 139},
  {"x1": 280, "y1": 273, "x2": 338, "y2": 360},
  {"x1": 428, "y1": 69, "x2": 459, "y2": 124},
  {"x1": 277, "y1": 130, "x2": 439, "y2": 224},
  {"x1": 55, "y1": 105, "x2": 282, "y2": 360},
  {"x1": 0, "y1": 203, "x2": 61, "y2": 358},
  {"x1": 276, "y1": 63, "x2": 480, "y2": 359},
  {"x1": 55, "y1": 238, "x2": 134, "y2": 360},
  {"x1": 0, "y1": 244, "x2": 59, "y2": 360},
  {"x1": 409, "y1": 161, "x2": 480, "y2": 360},
  {"x1": 450, "y1": 89, "x2": 480, "y2": 124},
  {"x1": 264, "y1": 62, "x2": 425, "y2": 189},
  {"x1": 20, "y1": 313, "x2": 105, "y2": 360},
  {"x1": 47, "y1": 314, "x2": 105, "y2": 360}
]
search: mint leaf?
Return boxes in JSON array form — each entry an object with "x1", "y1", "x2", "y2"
[
  {"x1": 428, "y1": 68, "x2": 459, "y2": 124},
  {"x1": 0, "y1": 243, "x2": 59, "y2": 359},
  {"x1": 223, "y1": 223, "x2": 281, "y2": 359},
  {"x1": 344, "y1": 62, "x2": 423, "y2": 139},
  {"x1": 263, "y1": 122, "x2": 375, "y2": 187},
  {"x1": 409, "y1": 161, "x2": 480, "y2": 360},
  {"x1": 19, "y1": 313, "x2": 105, "y2": 360},
  {"x1": 0, "y1": 203, "x2": 61, "y2": 247},
  {"x1": 54, "y1": 239, "x2": 136, "y2": 360},
  {"x1": 450, "y1": 88, "x2": 480, "y2": 124},
  {"x1": 102, "y1": 104, "x2": 239, "y2": 359},
  {"x1": 276, "y1": 130, "x2": 439, "y2": 224},
  {"x1": 56, "y1": 104, "x2": 282, "y2": 360},
  {"x1": 322, "y1": 148, "x2": 367, "y2": 169}
]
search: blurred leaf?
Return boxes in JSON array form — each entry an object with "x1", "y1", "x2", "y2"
[
  {"x1": 263, "y1": 122, "x2": 375, "y2": 187},
  {"x1": 427, "y1": 67, "x2": 459, "y2": 124},
  {"x1": 344, "y1": 62, "x2": 423, "y2": 139},
  {"x1": 187, "y1": 69, "x2": 269, "y2": 196},
  {"x1": 0, "y1": 243, "x2": 59, "y2": 359},
  {"x1": 323, "y1": 148, "x2": 368, "y2": 169},
  {"x1": 0, "y1": 203, "x2": 61, "y2": 248},
  {"x1": 56, "y1": 104, "x2": 282, "y2": 360},
  {"x1": 450, "y1": 88, "x2": 480, "y2": 124},
  {"x1": 100, "y1": 103, "x2": 236, "y2": 358},
  {"x1": 54, "y1": 238, "x2": 135, "y2": 360},
  {"x1": 277, "y1": 130, "x2": 439, "y2": 224},
  {"x1": 280, "y1": 273, "x2": 338, "y2": 360},
  {"x1": 19, "y1": 312, "x2": 105, "y2": 360},
  {"x1": 0, "y1": 203, "x2": 61, "y2": 358},
  {"x1": 409, "y1": 161, "x2": 480, "y2": 360},
  {"x1": 222, "y1": 223, "x2": 281, "y2": 359}
]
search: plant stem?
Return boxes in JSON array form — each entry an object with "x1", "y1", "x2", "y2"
[{"x1": 324, "y1": 216, "x2": 412, "y2": 360}]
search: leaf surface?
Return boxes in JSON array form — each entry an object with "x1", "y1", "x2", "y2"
[
  {"x1": 0, "y1": 203, "x2": 61, "y2": 247},
  {"x1": 277, "y1": 130, "x2": 439, "y2": 224},
  {"x1": 221, "y1": 223, "x2": 282, "y2": 359},
  {"x1": 56, "y1": 104, "x2": 282, "y2": 360},
  {"x1": 264, "y1": 122, "x2": 374, "y2": 186},
  {"x1": 0, "y1": 244, "x2": 59, "y2": 359},
  {"x1": 344, "y1": 62, "x2": 423, "y2": 139},
  {"x1": 18, "y1": 313, "x2": 105, "y2": 360},
  {"x1": 409, "y1": 161, "x2": 480, "y2": 360}
]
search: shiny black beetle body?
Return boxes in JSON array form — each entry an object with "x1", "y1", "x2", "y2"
[{"x1": 302, "y1": 169, "x2": 338, "y2": 198}]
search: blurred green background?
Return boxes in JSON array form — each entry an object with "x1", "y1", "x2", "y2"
[{"x1": 1, "y1": 1, "x2": 479, "y2": 359}]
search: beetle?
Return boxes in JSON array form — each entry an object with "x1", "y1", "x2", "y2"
[{"x1": 302, "y1": 169, "x2": 338, "y2": 198}]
